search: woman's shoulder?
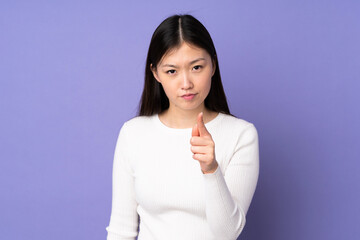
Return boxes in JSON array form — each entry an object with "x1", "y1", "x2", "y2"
[
  {"x1": 125, "y1": 115, "x2": 154, "y2": 125},
  {"x1": 121, "y1": 115, "x2": 156, "y2": 131},
  {"x1": 219, "y1": 113, "x2": 256, "y2": 130},
  {"x1": 218, "y1": 113, "x2": 259, "y2": 143},
  {"x1": 121, "y1": 115, "x2": 155, "y2": 135}
]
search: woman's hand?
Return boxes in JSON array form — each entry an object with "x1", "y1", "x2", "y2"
[{"x1": 190, "y1": 112, "x2": 218, "y2": 174}]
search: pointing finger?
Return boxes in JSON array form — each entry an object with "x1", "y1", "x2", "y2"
[
  {"x1": 197, "y1": 112, "x2": 210, "y2": 137},
  {"x1": 192, "y1": 123, "x2": 199, "y2": 137}
]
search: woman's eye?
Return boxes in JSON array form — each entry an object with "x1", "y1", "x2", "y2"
[
  {"x1": 166, "y1": 69, "x2": 176, "y2": 74},
  {"x1": 193, "y1": 65, "x2": 202, "y2": 71}
]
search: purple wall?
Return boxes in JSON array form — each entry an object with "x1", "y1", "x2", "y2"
[{"x1": 1, "y1": 1, "x2": 359, "y2": 239}]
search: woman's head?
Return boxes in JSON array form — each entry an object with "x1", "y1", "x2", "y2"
[{"x1": 138, "y1": 14, "x2": 230, "y2": 116}]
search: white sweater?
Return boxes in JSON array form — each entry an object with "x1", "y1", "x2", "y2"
[{"x1": 106, "y1": 113, "x2": 259, "y2": 240}]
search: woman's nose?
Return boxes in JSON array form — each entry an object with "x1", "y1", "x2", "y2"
[{"x1": 181, "y1": 72, "x2": 193, "y2": 89}]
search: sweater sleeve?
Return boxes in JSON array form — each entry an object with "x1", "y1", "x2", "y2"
[
  {"x1": 202, "y1": 123, "x2": 259, "y2": 240},
  {"x1": 106, "y1": 123, "x2": 139, "y2": 240}
]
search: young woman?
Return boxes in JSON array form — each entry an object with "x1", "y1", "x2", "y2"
[{"x1": 106, "y1": 14, "x2": 259, "y2": 240}]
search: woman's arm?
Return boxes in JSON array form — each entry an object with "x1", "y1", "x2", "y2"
[
  {"x1": 202, "y1": 124, "x2": 259, "y2": 240},
  {"x1": 106, "y1": 123, "x2": 139, "y2": 240}
]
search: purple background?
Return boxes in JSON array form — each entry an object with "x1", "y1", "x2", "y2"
[{"x1": 1, "y1": 0, "x2": 359, "y2": 239}]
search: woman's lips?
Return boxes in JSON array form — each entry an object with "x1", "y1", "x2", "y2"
[{"x1": 181, "y1": 94, "x2": 197, "y2": 100}]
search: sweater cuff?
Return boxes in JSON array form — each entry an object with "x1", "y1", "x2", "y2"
[{"x1": 202, "y1": 165, "x2": 221, "y2": 178}]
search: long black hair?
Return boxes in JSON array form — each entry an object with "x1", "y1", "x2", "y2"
[{"x1": 138, "y1": 14, "x2": 230, "y2": 116}]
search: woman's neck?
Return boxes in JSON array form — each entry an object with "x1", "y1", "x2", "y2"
[{"x1": 158, "y1": 106, "x2": 218, "y2": 129}]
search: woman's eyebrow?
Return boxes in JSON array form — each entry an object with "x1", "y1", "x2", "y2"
[
  {"x1": 190, "y1": 57, "x2": 206, "y2": 65},
  {"x1": 161, "y1": 63, "x2": 178, "y2": 68},
  {"x1": 161, "y1": 58, "x2": 206, "y2": 68}
]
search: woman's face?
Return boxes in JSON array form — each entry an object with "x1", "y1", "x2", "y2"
[{"x1": 152, "y1": 42, "x2": 215, "y2": 113}]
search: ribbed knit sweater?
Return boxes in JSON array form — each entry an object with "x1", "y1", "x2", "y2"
[{"x1": 106, "y1": 113, "x2": 259, "y2": 240}]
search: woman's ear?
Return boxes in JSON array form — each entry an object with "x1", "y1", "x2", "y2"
[
  {"x1": 211, "y1": 59, "x2": 216, "y2": 77},
  {"x1": 150, "y1": 64, "x2": 161, "y2": 83}
]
